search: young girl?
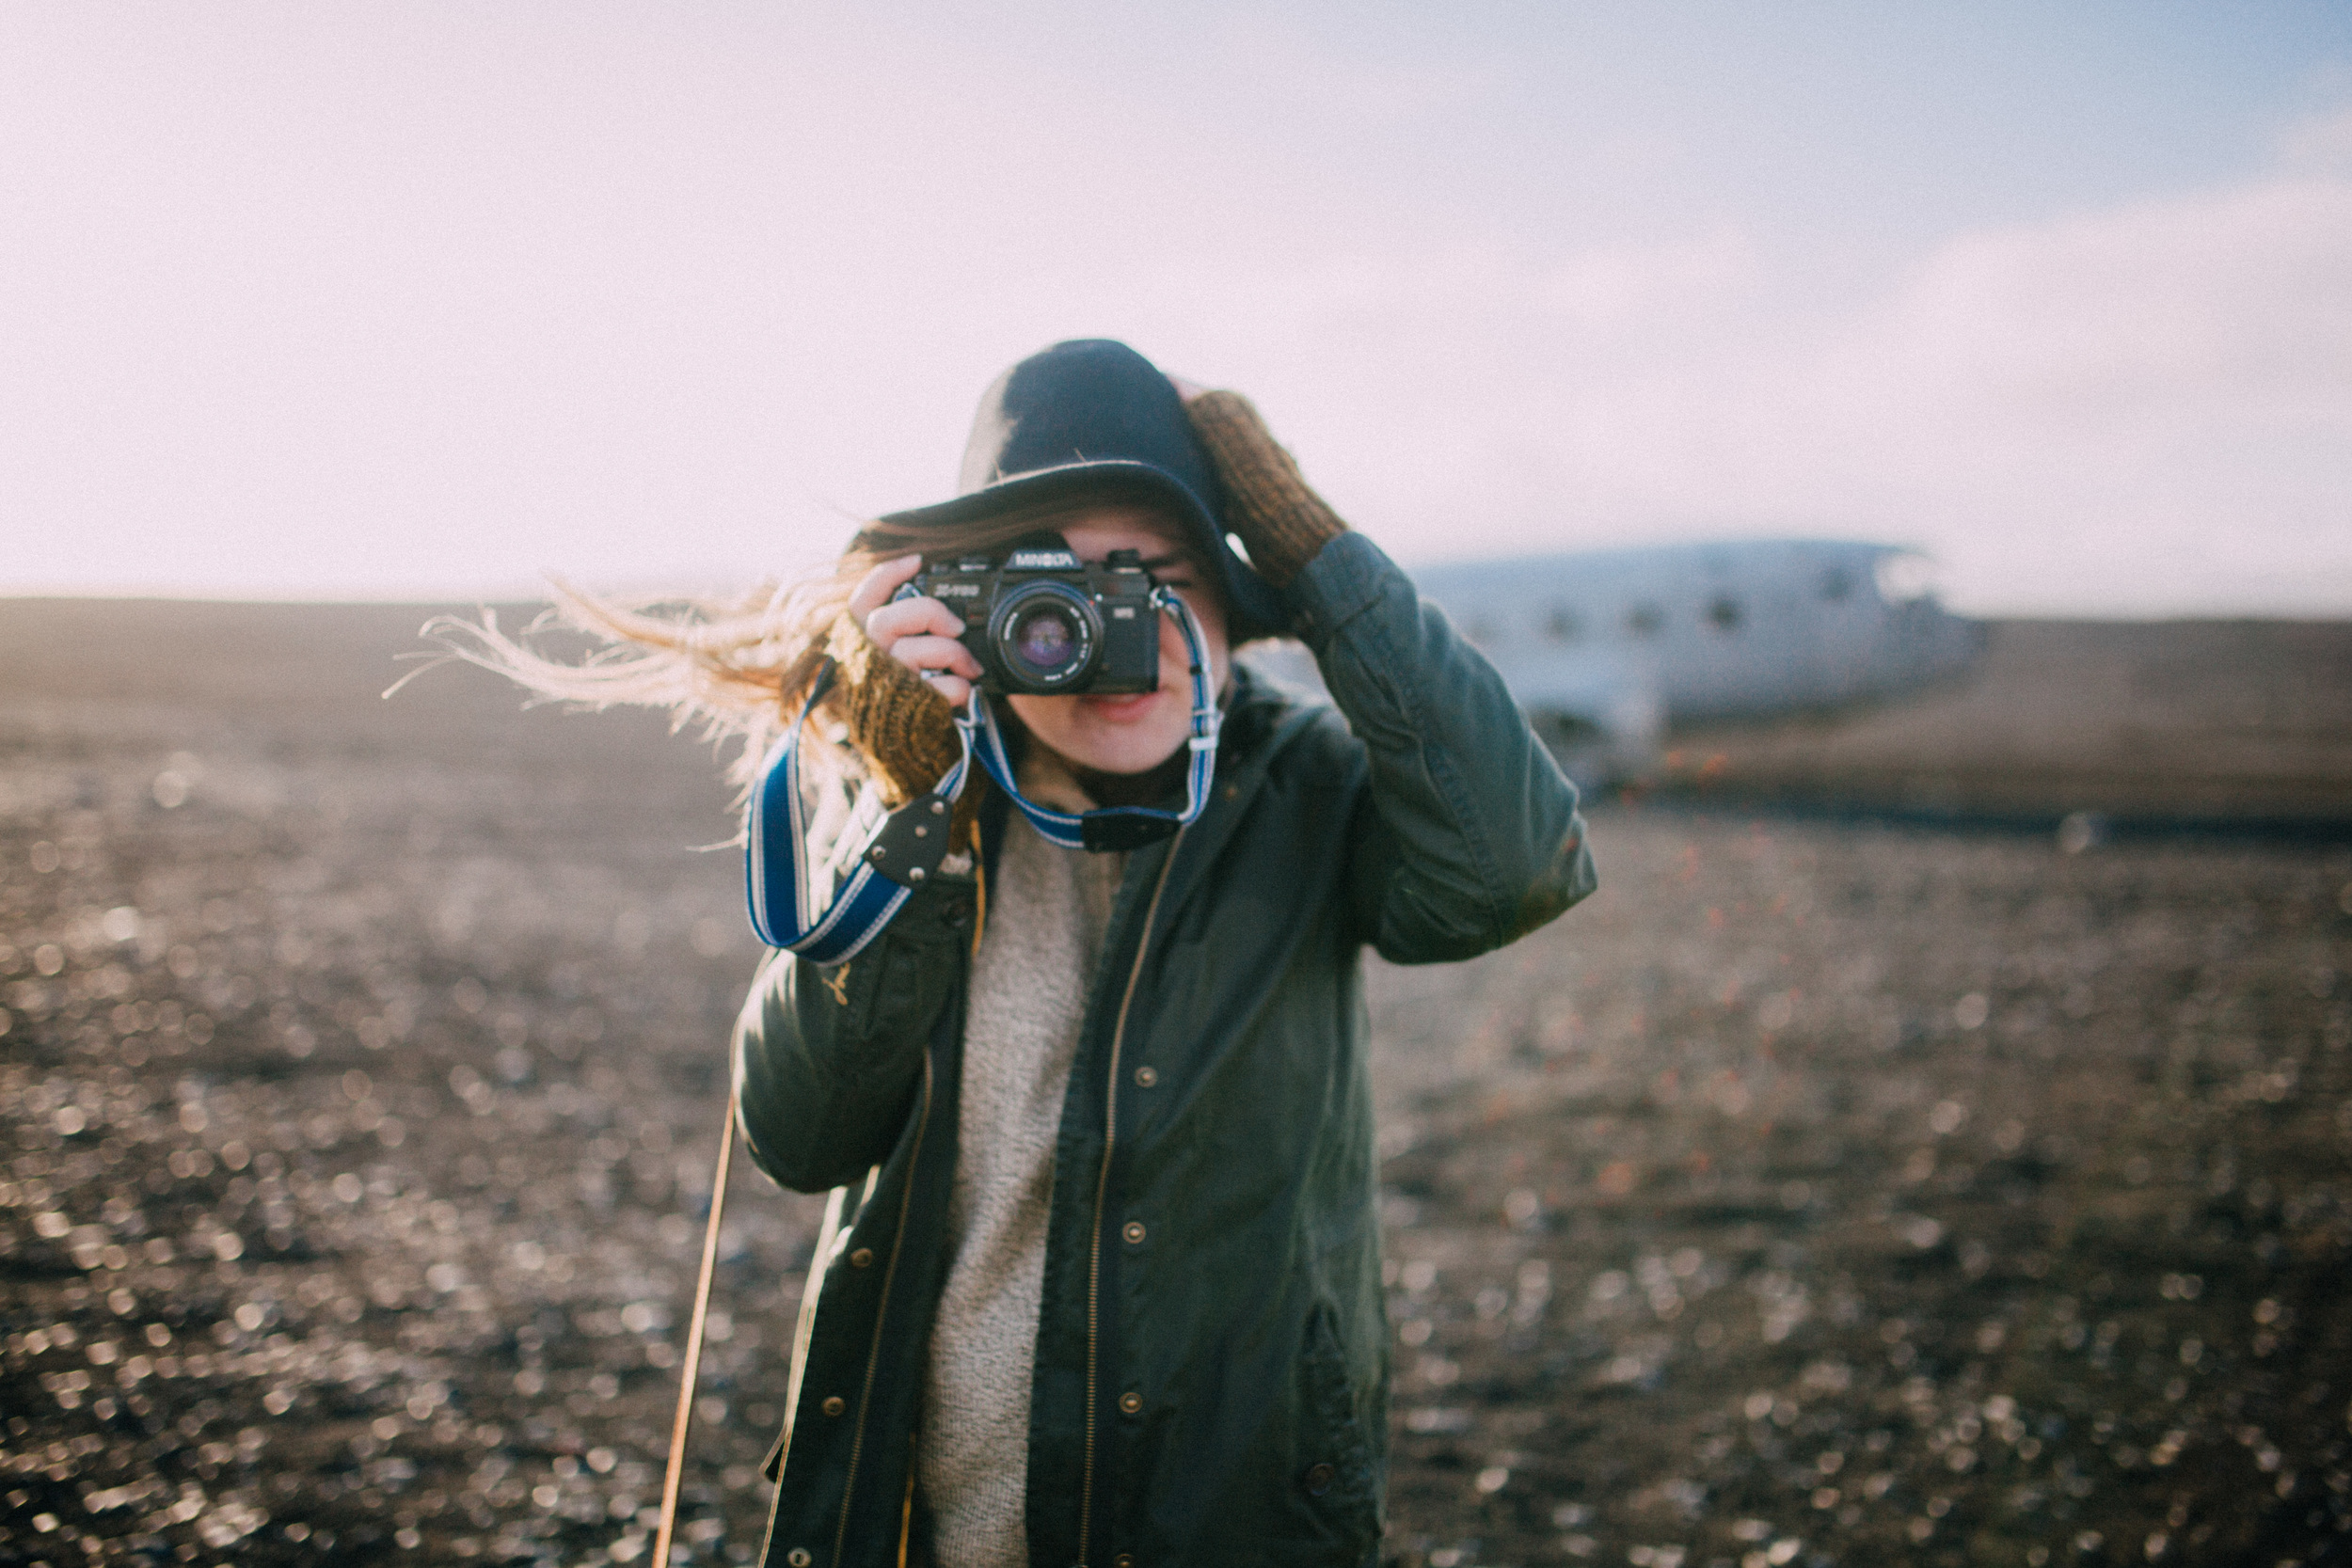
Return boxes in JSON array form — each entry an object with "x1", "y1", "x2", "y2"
[{"x1": 463, "y1": 339, "x2": 1594, "y2": 1568}]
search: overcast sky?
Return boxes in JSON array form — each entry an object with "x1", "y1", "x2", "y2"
[{"x1": 4, "y1": 2, "x2": 2348, "y2": 614}]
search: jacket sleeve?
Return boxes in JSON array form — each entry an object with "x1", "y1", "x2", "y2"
[
  {"x1": 732, "y1": 878, "x2": 973, "y2": 1193},
  {"x1": 1287, "y1": 531, "x2": 1597, "y2": 964}
]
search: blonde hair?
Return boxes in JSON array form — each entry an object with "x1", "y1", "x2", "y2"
[{"x1": 405, "y1": 494, "x2": 1210, "y2": 822}]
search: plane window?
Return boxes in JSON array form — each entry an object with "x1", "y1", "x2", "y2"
[
  {"x1": 1874, "y1": 551, "x2": 1939, "y2": 603},
  {"x1": 1544, "y1": 608, "x2": 1581, "y2": 643},
  {"x1": 1627, "y1": 603, "x2": 1663, "y2": 638},
  {"x1": 1819, "y1": 567, "x2": 1852, "y2": 602},
  {"x1": 1707, "y1": 595, "x2": 1742, "y2": 633}
]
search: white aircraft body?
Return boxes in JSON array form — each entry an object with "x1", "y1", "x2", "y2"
[{"x1": 1246, "y1": 539, "x2": 1983, "y2": 782}]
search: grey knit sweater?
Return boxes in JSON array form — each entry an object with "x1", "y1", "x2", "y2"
[{"x1": 916, "y1": 757, "x2": 1123, "y2": 1567}]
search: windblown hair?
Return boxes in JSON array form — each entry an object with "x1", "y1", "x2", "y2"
[{"x1": 405, "y1": 495, "x2": 1210, "y2": 825}]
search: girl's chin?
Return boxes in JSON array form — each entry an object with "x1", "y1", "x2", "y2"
[
  {"x1": 1048, "y1": 717, "x2": 1184, "y2": 777},
  {"x1": 1012, "y1": 689, "x2": 1186, "y2": 778}
]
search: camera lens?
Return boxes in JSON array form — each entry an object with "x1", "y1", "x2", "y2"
[
  {"x1": 1016, "y1": 605, "x2": 1076, "y2": 669},
  {"x1": 993, "y1": 582, "x2": 1098, "y2": 689}
]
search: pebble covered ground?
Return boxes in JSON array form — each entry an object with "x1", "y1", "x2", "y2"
[
  {"x1": 3, "y1": 659, "x2": 2348, "y2": 1567},
  {"x1": 1368, "y1": 816, "x2": 2350, "y2": 1567}
]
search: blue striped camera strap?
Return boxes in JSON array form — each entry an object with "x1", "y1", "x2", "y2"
[
  {"x1": 745, "y1": 589, "x2": 1222, "y2": 964},
  {"x1": 742, "y1": 664, "x2": 970, "y2": 965}
]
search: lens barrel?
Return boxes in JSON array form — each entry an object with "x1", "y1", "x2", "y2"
[{"x1": 989, "y1": 580, "x2": 1101, "y2": 692}]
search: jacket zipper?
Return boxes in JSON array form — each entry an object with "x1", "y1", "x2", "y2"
[
  {"x1": 830, "y1": 1051, "x2": 935, "y2": 1568},
  {"x1": 1075, "y1": 829, "x2": 1184, "y2": 1568}
]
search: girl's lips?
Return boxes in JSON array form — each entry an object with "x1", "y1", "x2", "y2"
[{"x1": 1078, "y1": 690, "x2": 1160, "y2": 722}]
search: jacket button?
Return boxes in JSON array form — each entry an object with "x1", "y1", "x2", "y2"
[
  {"x1": 1133, "y1": 1066, "x2": 1157, "y2": 1087},
  {"x1": 787, "y1": 1551, "x2": 812, "y2": 1567},
  {"x1": 821, "y1": 1396, "x2": 846, "y2": 1418},
  {"x1": 1115, "y1": 1557, "x2": 1136, "y2": 1568},
  {"x1": 850, "y1": 1247, "x2": 873, "y2": 1269},
  {"x1": 1118, "y1": 1390, "x2": 1142, "y2": 1416},
  {"x1": 1303, "y1": 1462, "x2": 1336, "y2": 1497},
  {"x1": 1121, "y1": 1221, "x2": 1146, "y2": 1245}
]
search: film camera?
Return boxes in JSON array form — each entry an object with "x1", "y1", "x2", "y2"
[{"x1": 903, "y1": 536, "x2": 1162, "y2": 696}]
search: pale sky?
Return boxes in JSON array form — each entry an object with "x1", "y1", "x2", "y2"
[{"x1": 4, "y1": 2, "x2": 2348, "y2": 615}]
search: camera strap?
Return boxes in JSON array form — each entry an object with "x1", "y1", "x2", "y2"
[
  {"x1": 744, "y1": 665, "x2": 975, "y2": 964},
  {"x1": 745, "y1": 589, "x2": 1220, "y2": 963}
]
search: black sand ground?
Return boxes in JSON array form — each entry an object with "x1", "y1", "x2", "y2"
[{"x1": 3, "y1": 602, "x2": 2348, "y2": 1567}]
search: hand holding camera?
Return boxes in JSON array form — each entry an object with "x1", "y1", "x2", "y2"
[{"x1": 850, "y1": 553, "x2": 984, "y2": 708}]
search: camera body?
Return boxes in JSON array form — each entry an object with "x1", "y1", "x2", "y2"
[{"x1": 905, "y1": 537, "x2": 1161, "y2": 696}]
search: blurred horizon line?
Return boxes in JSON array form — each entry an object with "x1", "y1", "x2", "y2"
[{"x1": 4, "y1": 587, "x2": 2346, "y2": 626}]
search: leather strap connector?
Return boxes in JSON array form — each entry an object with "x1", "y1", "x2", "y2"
[{"x1": 863, "y1": 792, "x2": 957, "y2": 888}]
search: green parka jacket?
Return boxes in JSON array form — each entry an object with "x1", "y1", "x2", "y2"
[{"x1": 735, "y1": 532, "x2": 1597, "y2": 1568}]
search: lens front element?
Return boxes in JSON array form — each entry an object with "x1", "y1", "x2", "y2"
[
  {"x1": 992, "y1": 581, "x2": 1100, "y2": 690},
  {"x1": 1014, "y1": 605, "x2": 1075, "y2": 670}
]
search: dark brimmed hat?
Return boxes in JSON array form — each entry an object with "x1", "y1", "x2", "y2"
[{"x1": 874, "y1": 339, "x2": 1289, "y2": 642}]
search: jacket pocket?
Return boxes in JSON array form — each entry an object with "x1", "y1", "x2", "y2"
[{"x1": 1298, "y1": 1301, "x2": 1381, "y2": 1543}]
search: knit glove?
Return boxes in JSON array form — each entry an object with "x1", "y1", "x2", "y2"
[
  {"x1": 823, "y1": 612, "x2": 962, "y2": 809},
  {"x1": 1184, "y1": 390, "x2": 1348, "y2": 591}
]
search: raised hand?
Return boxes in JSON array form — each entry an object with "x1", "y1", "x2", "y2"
[{"x1": 845, "y1": 553, "x2": 984, "y2": 709}]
